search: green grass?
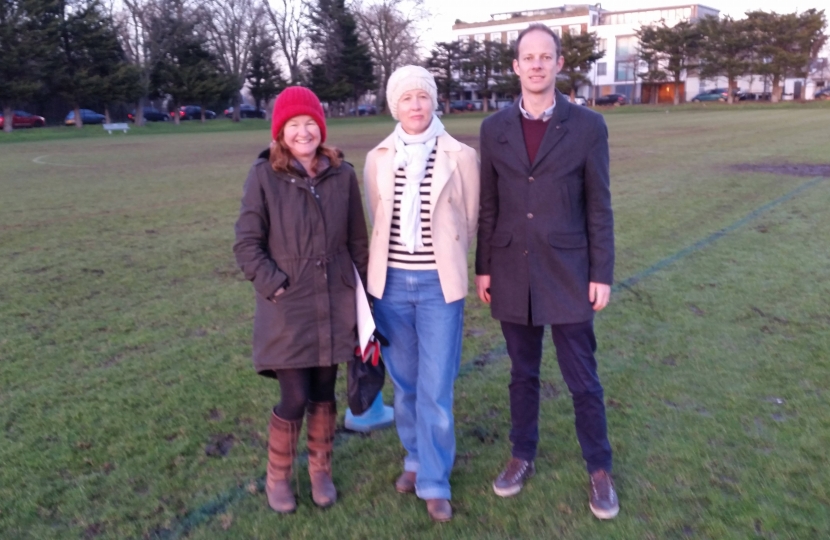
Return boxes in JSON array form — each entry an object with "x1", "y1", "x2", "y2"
[{"x1": 2, "y1": 103, "x2": 830, "y2": 539}]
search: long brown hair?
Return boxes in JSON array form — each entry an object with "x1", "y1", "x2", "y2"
[{"x1": 269, "y1": 125, "x2": 342, "y2": 175}]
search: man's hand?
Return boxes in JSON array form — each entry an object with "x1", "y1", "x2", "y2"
[
  {"x1": 475, "y1": 275, "x2": 491, "y2": 304},
  {"x1": 589, "y1": 282, "x2": 611, "y2": 311}
]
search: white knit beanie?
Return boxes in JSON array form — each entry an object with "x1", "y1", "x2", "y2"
[{"x1": 386, "y1": 65, "x2": 439, "y2": 120}]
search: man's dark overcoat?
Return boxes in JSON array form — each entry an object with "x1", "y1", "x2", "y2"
[
  {"x1": 234, "y1": 150, "x2": 369, "y2": 375},
  {"x1": 475, "y1": 90, "x2": 614, "y2": 326}
]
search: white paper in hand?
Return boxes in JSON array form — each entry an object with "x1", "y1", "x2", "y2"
[{"x1": 354, "y1": 264, "x2": 376, "y2": 358}]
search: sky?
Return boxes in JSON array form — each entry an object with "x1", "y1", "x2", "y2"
[{"x1": 418, "y1": 0, "x2": 827, "y2": 47}]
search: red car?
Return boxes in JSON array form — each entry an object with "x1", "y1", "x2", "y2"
[{"x1": 0, "y1": 110, "x2": 46, "y2": 129}]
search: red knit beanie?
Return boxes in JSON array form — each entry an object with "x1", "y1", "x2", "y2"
[{"x1": 271, "y1": 86, "x2": 327, "y2": 143}]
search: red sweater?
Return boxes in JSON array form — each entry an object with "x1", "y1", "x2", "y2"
[{"x1": 520, "y1": 116, "x2": 549, "y2": 164}]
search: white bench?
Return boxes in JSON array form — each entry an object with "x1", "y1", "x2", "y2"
[{"x1": 103, "y1": 123, "x2": 130, "y2": 134}]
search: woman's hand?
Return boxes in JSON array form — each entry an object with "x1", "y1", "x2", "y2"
[{"x1": 475, "y1": 275, "x2": 491, "y2": 304}]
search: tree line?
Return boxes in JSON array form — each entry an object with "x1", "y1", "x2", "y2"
[
  {"x1": 427, "y1": 30, "x2": 603, "y2": 113},
  {"x1": 1, "y1": 2, "x2": 826, "y2": 132},
  {"x1": 1, "y1": 0, "x2": 426, "y2": 131},
  {"x1": 430, "y1": 9, "x2": 826, "y2": 110},
  {"x1": 638, "y1": 9, "x2": 826, "y2": 104}
]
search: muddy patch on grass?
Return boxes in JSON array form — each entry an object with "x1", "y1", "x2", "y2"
[
  {"x1": 205, "y1": 433, "x2": 235, "y2": 457},
  {"x1": 731, "y1": 163, "x2": 830, "y2": 177}
]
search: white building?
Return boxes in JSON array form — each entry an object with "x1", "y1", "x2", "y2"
[{"x1": 451, "y1": 4, "x2": 828, "y2": 104}]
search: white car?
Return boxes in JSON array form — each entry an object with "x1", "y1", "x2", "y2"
[{"x1": 571, "y1": 96, "x2": 587, "y2": 106}]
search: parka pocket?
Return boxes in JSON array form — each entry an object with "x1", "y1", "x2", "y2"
[{"x1": 338, "y1": 255, "x2": 358, "y2": 288}]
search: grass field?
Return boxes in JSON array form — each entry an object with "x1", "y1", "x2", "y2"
[{"x1": 2, "y1": 103, "x2": 830, "y2": 539}]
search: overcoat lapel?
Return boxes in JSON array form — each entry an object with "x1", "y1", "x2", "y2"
[
  {"x1": 503, "y1": 103, "x2": 531, "y2": 171},
  {"x1": 375, "y1": 138, "x2": 397, "y2": 230},
  {"x1": 531, "y1": 90, "x2": 571, "y2": 170},
  {"x1": 430, "y1": 134, "x2": 458, "y2": 213}
]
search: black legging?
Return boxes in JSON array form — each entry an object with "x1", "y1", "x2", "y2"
[{"x1": 274, "y1": 366, "x2": 339, "y2": 420}]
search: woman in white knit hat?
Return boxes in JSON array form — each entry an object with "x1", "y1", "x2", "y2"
[{"x1": 364, "y1": 65, "x2": 480, "y2": 522}]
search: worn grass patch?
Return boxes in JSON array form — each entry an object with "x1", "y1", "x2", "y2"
[{"x1": 1, "y1": 106, "x2": 829, "y2": 539}]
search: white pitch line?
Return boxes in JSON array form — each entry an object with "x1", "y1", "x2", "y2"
[{"x1": 32, "y1": 155, "x2": 82, "y2": 167}]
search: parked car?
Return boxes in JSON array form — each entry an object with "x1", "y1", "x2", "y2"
[
  {"x1": 348, "y1": 104, "x2": 378, "y2": 116},
  {"x1": 65, "y1": 109, "x2": 106, "y2": 125},
  {"x1": 594, "y1": 93, "x2": 627, "y2": 106},
  {"x1": 571, "y1": 96, "x2": 587, "y2": 106},
  {"x1": 224, "y1": 104, "x2": 266, "y2": 118},
  {"x1": 0, "y1": 110, "x2": 46, "y2": 129},
  {"x1": 450, "y1": 100, "x2": 475, "y2": 112},
  {"x1": 737, "y1": 92, "x2": 771, "y2": 101},
  {"x1": 171, "y1": 106, "x2": 217, "y2": 120},
  {"x1": 815, "y1": 87, "x2": 830, "y2": 100},
  {"x1": 127, "y1": 107, "x2": 169, "y2": 122},
  {"x1": 690, "y1": 88, "x2": 728, "y2": 102}
]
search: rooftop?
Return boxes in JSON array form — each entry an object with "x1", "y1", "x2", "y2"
[{"x1": 452, "y1": 3, "x2": 720, "y2": 30}]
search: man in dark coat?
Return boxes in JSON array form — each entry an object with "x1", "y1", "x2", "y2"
[{"x1": 474, "y1": 24, "x2": 618, "y2": 519}]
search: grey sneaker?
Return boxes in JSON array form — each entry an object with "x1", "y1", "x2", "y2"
[
  {"x1": 493, "y1": 458, "x2": 535, "y2": 497},
  {"x1": 589, "y1": 469, "x2": 619, "y2": 519}
]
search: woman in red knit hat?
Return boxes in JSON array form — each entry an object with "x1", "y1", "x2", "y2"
[{"x1": 233, "y1": 86, "x2": 369, "y2": 514}]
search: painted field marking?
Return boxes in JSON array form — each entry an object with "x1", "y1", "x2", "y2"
[
  {"x1": 614, "y1": 175, "x2": 826, "y2": 290},
  {"x1": 32, "y1": 155, "x2": 83, "y2": 167},
  {"x1": 151, "y1": 174, "x2": 828, "y2": 539}
]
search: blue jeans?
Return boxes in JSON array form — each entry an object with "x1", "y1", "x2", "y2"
[{"x1": 373, "y1": 268, "x2": 464, "y2": 500}]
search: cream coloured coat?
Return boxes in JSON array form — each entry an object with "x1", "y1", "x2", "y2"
[{"x1": 364, "y1": 132, "x2": 480, "y2": 303}]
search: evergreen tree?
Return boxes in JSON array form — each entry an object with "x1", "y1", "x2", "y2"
[
  {"x1": 426, "y1": 40, "x2": 463, "y2": 114},
  {"x1": 559, "y1": 31, "x2": 604, "y2": 102},
  {"x1": 51, "y1": 0, "x2": 133, "y2": 127},
  {"x1": 246, "y1": 27, "x2": 285, "y2": 112},
  {"x1": 637, "y1": 21, "x2": 701, "y2": 105},
  {"x1": 746, "y1": 9, "x2": 827, "y2": 102},
  {"x1": 698, "y1": 16, "x2": 753, "y2": 104},
  {"x1": 306, "y1": 0, "x2": 374, "y2": 109},
  {"x1": 0, "y1": 0, "x2": 45, "y2": 132},
  {"x1": 149, "y1": 1, "x2": 228, "y2": 123},
  {"x1": 461, "y1": 39, "x2": 512, "y2": 112}
]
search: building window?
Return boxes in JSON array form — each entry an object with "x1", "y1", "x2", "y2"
[
  {"x1": 615, "y1": 35, "x2": 636, "y2": 57},
  {"x1": 615, "y1": 62, "x2": 635, "y2": 81},
  {"x1": 490, "y1": 32, "x2": 502, "y2": 42},
  {"x1": 598, "y1": 38, "x2": 607, "y2": 52},
  {"x1": 569, "y1": 25, "x2": 581, "y2": 35},
  {"x1": 550, "y1": 26, "x2": 561, "y2": 37},
  {"x1": 615, "y1": 35, "x2": 637, "y2": 82},
  {"x1": 458, "y1": 35, "x2": 468, "y2": 42},
  {"x1": 597, "y1": 62, "x2": 607, "y2": 76},
  {"x1": 475, "y1": 33, "x2": 485, "y2": 42},
  {"x1": 507, "y1": 30, "x2": 519, "y2": 43}
]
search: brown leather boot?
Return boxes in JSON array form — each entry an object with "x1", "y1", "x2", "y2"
[
  {"x1": 266, "y1": 410, "x2": 302, "y2": 514},
  {"x1": 306, "y1": 401, "x2": 337, "y2": 508}
]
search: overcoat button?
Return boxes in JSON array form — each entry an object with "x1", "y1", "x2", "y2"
[
  {"x1": 527, "y1": 213, "x2": 534, "y2": 219},
  {"x1": 528, "y1": 176, "x2": 535, "y2": 182}
]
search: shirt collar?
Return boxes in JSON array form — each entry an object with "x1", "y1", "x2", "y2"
[{"x1": 518, "y1": 95, "x2": 556, "y2": 122}]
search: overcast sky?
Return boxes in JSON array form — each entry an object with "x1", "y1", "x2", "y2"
[{"x1": 419, "y1": 0, "x2": 826, "y2": 46}]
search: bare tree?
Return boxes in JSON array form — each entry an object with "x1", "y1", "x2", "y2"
[
  {"x1": 263, "y1": 0, "x2": 307, "y2": 85},
  {"x1": 353, "y1": 0, "x2": 424, "y2": 112},
  {"x1": 200, "y1": 0, "x2": 257, "y2": 121},
  {"x1": 118, "y1": 0, "x2": 154, "y2": 125}
]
